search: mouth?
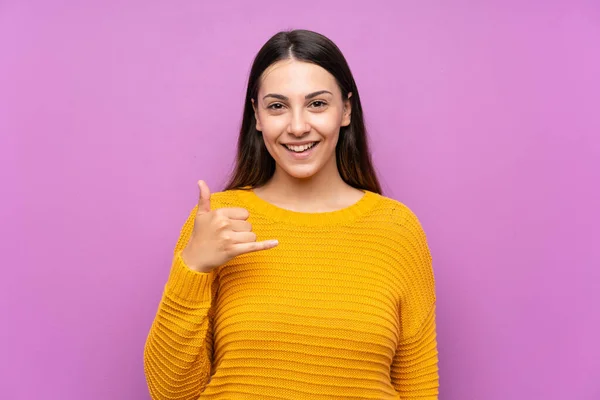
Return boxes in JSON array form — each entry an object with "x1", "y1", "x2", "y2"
[
  {"x1": 281, "y1": 141, "x2": 320, "y2": 153},
  {"x1": 280, "y1": 141, "x2": 320, "y2": 159}
]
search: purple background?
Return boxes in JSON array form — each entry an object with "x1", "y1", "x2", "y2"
[{"x1": 1, "y1": 1, "x2": 599, "y2": 399}]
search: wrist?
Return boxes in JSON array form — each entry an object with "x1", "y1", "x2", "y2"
[{"x1": 180, "y1": 248, "x2": 209, "y2": 273}]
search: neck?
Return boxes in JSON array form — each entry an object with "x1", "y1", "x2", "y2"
[{"x1": 255, "y1": 157, "x2": 355, "y2": 212}]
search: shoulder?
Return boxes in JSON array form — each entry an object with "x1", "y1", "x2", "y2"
[
  {"x1": 377, "y1": 196, "x2": 435, "y2": 298},
  {"x1": 208, "y1": 189, "x2": 244, "y2": 210},
  {"x1": 377, "y1": 195, "x2": 426, "y2": 231},
  {"x1": 375, "y1": 194, "x2": 430, "y2": 247}
]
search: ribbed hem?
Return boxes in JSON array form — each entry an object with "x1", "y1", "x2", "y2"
[
  {"x1": 234, "y1": 187, "x2": 382, "y2": 226},
  {"x1": 165, "y1": 251, "x2": 215, "y2": 302}
]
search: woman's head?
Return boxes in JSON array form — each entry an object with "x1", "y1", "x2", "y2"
[{"x1": 223, "y1": 29, "x2": 382, "y2": 194}]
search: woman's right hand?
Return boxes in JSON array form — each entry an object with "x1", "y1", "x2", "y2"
[{"x1": 181, "y1": 180, "x2": 279, "y2": 273}]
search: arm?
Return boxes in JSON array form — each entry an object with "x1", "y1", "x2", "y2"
[
  {"x1": 143, "y1": 206, "x2": 219, "y2": 400},
  {"x1": 390, "y1": 206, "x2": 439, "y2": 399}
]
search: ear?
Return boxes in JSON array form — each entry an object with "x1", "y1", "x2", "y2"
[
  {"x1": 251, "y1": 98, "x2": 262, "y2": 131},
  {"x1": 341, "y1": 92, "x2": 352, "y2": 127}
]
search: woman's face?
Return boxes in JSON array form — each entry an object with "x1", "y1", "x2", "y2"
[{"x1": 252, "y1": 59, "x2": 351, "y2": 181}]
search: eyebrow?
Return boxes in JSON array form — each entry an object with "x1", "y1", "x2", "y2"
[{"x1": 262, "y1": 90, "x2": 333, "y2": 101}]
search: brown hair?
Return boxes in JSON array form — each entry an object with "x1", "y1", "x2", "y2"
[{"x1": 223, "y1": 29, "x2": 382, "y2": 194}]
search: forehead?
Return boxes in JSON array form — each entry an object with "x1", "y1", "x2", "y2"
[{"x1": 259, "y1": 59, "x2": 339, "y2": 96}]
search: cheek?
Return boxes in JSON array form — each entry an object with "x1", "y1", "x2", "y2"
[
  {"x1": 260, "y1": 115, "x2": 288, "y2": 135},
  {"x1": 310, "y1": 112, "x2": 331, "y2": 124},
  {"x1": 309, "y1": 111, "x2": 343, "y2": 135},
  {"x1": 262, "y1": 132, "x2": 279, "y2": 150},
  {"x1": 310, "y1": 115, "x2": 336, "y2": 133}
]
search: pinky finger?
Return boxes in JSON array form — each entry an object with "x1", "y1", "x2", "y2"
[{"x1": 231, "y1": 239, "x2": 278, "y2": 257}]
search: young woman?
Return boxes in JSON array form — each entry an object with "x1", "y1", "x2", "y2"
[{"x1": 144, "y1": 29, "x2": 439, "y2": 399}]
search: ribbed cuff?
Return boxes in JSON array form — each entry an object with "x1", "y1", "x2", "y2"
[{"x1": 165, "y1": 251, "x2": 215, "y2": 302}]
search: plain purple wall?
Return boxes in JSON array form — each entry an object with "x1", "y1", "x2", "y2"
[{"x1": 1, "y1": 1, "x2": 599, "y2": 399}]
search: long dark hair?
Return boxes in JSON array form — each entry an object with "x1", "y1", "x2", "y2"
[{"x1": 223, "y1": 29, "x2": 382, "y2": 194}]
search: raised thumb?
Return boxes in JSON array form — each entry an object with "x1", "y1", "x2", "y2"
[{"x1": 197, "y1": 180, "x2": 211, "y2": 213}]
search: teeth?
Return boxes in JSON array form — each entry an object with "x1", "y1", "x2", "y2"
[{"x1": 285, "y1": 142, "x2": 317, "y2": 152}]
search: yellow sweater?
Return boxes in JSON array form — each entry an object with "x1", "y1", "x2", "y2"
[{"x1": 144, "y1": 188, "x2": 439, "y2": 399}]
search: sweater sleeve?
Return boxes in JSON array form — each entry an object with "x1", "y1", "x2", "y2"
[
  {"x1": 390, "y1": 206, "x2": 439, "y2": 399},
  {"x1": 143, "y1": 206, "x2": 219, "y2": 400}
]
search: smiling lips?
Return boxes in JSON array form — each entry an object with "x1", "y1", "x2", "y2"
[{"x1": 282, "y1": 141, "x2": 319, "y2": 153}]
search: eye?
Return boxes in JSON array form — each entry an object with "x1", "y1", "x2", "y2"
[
  {"x1": 267, "y1": 101, "x2": 327, "y2": 111},
  {"x1": 310, "y1": 100, "x2": 327, "y2": 108},
  {"x1": 267, "y1": 103, "x2": 285, "y2": 110}
]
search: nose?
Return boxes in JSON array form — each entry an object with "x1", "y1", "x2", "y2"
[{"x1": 287, "y1": 109, "x2": 310, "y2": 136}]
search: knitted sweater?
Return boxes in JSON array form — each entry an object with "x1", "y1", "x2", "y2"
[{"x1": 144, "y1": 188, "x2": 439, "y2": 399}]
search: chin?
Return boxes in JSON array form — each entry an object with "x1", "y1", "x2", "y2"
[{"x1": 280, "y1": 164, "x2": 320, "y2": 180}]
